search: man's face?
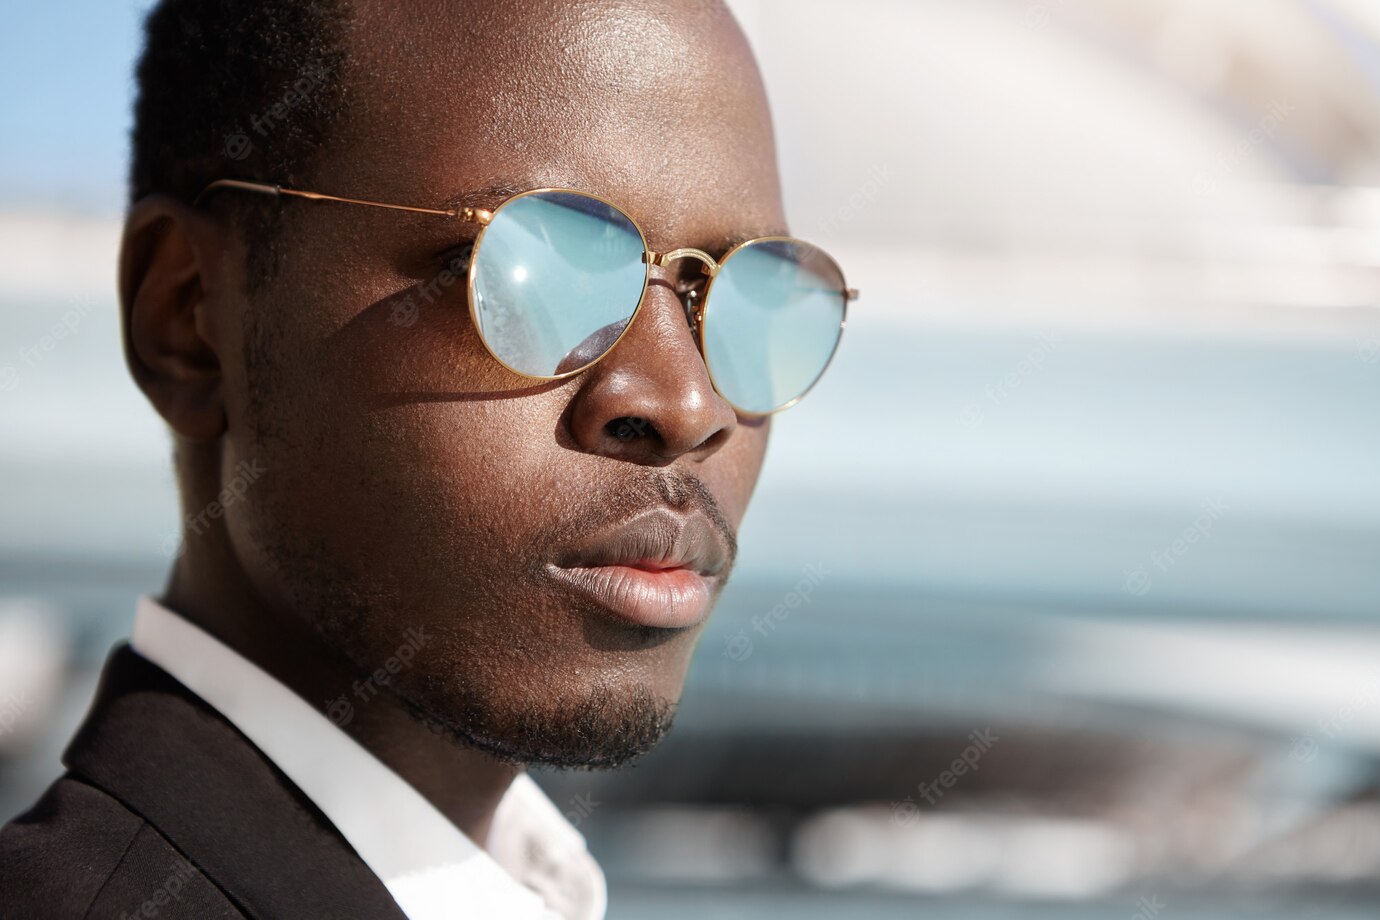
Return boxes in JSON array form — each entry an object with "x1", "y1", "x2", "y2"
[{"x1": 213, "y1": 0, "x2": 783, "y2": 767}]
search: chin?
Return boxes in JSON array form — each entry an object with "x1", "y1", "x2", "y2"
[
  {"x1": 401, "y1": 663, "x2": 681, "y2": 770},
  {"x1": 311, "y1": 577, "x2": 702, "y2": 765}
]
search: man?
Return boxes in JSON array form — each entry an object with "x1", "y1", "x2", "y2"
[{"x1": 0, "y1": 0, "x2": 852, "y2": 917}]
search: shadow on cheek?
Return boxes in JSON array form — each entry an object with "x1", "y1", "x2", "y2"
[{"x1": 312, "y1": 286, "x2": 564, "y2": 409}]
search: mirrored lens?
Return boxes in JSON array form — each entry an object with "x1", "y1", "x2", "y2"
[
  {"x1": 471, "y1": 191, "x2": 647, "y2": 377},
  {"x1": 702, "y1": 239, "x2": 847, "y2": 414}
]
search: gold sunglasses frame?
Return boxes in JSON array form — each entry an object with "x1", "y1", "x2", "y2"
[{"x1": 194, "y1": 178, "x2": 858, "y2": 416}]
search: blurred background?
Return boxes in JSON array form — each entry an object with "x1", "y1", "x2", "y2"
[{"x1": 3, "y1": 0, "x2": 1380, "y2": 916}]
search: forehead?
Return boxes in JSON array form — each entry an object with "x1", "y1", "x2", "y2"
[{"x1": 321, "y1": 0, "x2": 785, "y2": 247}]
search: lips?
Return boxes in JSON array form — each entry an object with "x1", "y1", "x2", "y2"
[{"x1": 546, "y1": 508, "x2": 732, "y2": 629}]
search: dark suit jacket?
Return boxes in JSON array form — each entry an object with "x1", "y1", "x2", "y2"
[{"x1": 0, "y1": 645, "x2": 411, "y2": 919}]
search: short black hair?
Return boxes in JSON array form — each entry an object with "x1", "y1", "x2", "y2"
[{"x1": 130, "y1": 0, "x2": 351, "y2": 278}]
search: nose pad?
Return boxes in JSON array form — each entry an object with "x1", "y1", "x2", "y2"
[
  {"x1": 644, "y1": 248, "x2": 716, "y2": 342},
  {"x1": 680, "y1": 286, "x2": 704, "y2": 338}
]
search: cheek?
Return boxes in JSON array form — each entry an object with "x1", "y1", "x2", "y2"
[
  {"x1": 221, "y1": 281, "x2": 554, "y2": 578},
  {"x1": 221, "y1": 268, "x2": 772, "y2": 598},
  {"x1": 268, "y1": 396, "x2": 564, "y2": 557},
  {"x1": 240, "y1": 266, "x2": 551, "y2": 488},
  {"x1": 709, "y1": 416, "x2": 771, "y2": 527}
]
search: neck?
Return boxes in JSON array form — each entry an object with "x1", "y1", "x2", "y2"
[{"x1": 161, "y1": 527, "x2": 521, "y2": 848}]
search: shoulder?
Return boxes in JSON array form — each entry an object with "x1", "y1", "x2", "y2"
[{"x1": 0, "y1": 775, "x2": 242, "y2": 919}]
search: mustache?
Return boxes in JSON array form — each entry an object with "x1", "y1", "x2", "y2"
[{"x1": 541, "y1": 470, "x2": 738, "y2": 574}]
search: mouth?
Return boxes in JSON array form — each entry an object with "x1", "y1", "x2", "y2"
[{"x1": 546, "y1": 507, "x2": 732, "y2": 630}]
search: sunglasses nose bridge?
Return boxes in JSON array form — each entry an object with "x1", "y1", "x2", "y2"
[
  {"x1": 643, "y1": 248, "x2": 720, "y2": 277},
  {"x1": 642, "y1": 250, "x2": 713, "y2": 338}
]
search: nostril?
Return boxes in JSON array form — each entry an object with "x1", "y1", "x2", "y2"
[{"x1": 608, "y1": 416, "x2": 653, "y2": 442}]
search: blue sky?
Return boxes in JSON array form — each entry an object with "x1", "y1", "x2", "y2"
[{"x1": 0, "y1": 1, "x2": 152, "y2": 213}]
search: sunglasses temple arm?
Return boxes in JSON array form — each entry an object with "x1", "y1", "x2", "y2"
[{"x1": 192, "y1": 179, "x2": 493, "y2": 224}]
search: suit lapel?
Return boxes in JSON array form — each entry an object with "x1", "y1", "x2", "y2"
[{"x1": 64, "y1": 645, "x2": 410, "y2": 920}]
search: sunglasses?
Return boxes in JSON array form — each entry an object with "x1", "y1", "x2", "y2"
[{"x1": 194, "y1": 179, "x2": 858, "y2": 415}]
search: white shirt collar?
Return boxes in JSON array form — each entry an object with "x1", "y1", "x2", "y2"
[{"x1": 129, "y1": 596, "x2": 606, "y2": 920}]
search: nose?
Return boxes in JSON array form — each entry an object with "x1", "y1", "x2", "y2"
[{"x1": 565, "y1": 264, "x2": 737, "y2": 464}]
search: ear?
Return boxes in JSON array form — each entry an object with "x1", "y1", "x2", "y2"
[{"x1": 119, "y1": 195, "x2": 230, "y2": 441}]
